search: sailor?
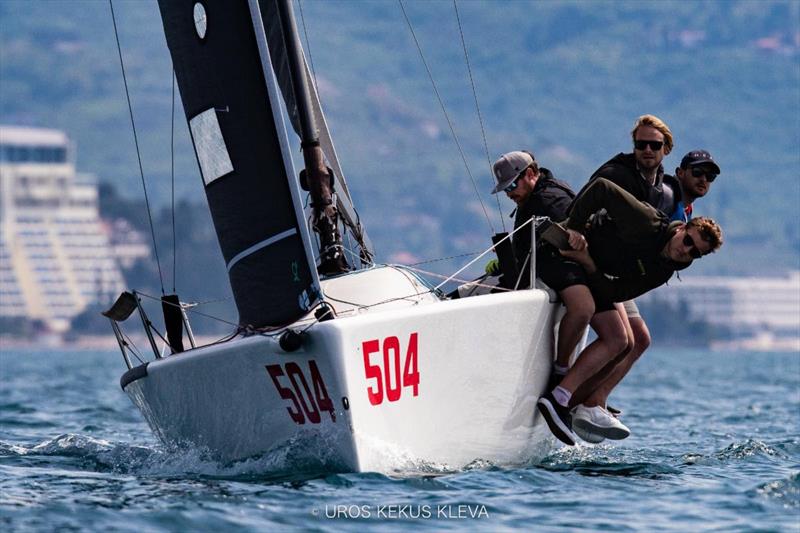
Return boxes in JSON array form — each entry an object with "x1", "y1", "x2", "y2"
[
  {"x1": 578, "y1": 149, "x2": 723, "y2": 439},
  {"x1": 566, "y1": 114, "x2": 674, "y2": 430},
  {"x1": 536, "y1": 178, "x2": 723, "y2": 446},
  {"x1": 664, "y1": 150, "x2": 722, "y2": 222},
  {"x1": 487, "y1": 150, "x2": 621, "y2": 395}
]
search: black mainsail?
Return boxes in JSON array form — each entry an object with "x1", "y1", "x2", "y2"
[{"x1": 157, "y1": 0, "x2": 346, "y2": 328}]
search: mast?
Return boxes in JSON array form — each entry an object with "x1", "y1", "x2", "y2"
[{"x1": 275, "y1": 0, "x2": 348, "y2": 275}]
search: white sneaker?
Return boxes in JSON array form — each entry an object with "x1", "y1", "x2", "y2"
[
  {"x1": 572, "y1": 404, "x2": 630, "y2": 440},
  {"x1": 572, "y1": 422, "x2": 606, "y2": 444}
]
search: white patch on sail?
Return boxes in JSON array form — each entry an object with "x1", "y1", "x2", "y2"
[
  {"x1": 189, "y1": 108, "x2": 234, "y2": 185},
  {"x1": 226, "y1": 228, "x2": 298, "y2": 273}
]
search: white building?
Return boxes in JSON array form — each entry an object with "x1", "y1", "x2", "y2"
[
  {"x1": 0, "y1": 125, "x2": 127, "y2": 332},
  {"x1": 641, "y1": 271, "x2": 800, "y2": 341}
]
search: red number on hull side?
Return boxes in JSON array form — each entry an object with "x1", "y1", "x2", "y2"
[
  {"x1": 266, "y1": 364, "x2": 306, "y2": 424},
  {"x1": 383, "y1": 336, "x2": 402, "y2": 402},
  {"x1": 265, "y1": 360, "x2": 337, "y2": 424},
  {"x1": 361, "y1": 333, "x2": 420, "y2": 405},
  {"x1": 286, "y1": 362, "x2": 321, "y2": 424},
  {"x1": 362, "y1": 339, "x2": 383, "y2": 405},
  {"x1": 403, "y1": 332, "x2": 420, "y2": 396},
  {"x1": 309, "y1": 360, "x2": 336, "y2": 422}
]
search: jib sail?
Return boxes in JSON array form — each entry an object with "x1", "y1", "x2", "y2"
[{"x1": 158, "y1": 0, "x2": 323, "y2": 328}]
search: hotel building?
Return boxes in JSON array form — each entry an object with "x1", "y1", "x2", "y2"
[
  {"x1": 640, "y1": 271, "x2": 800, "y2": 349},
  {"x1": 0, "y1": 125, "x2": 127, "y2": 332}
]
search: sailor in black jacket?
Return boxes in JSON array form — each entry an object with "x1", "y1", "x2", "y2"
[
  {"x1": 509, "y1": 166, "x2": 574, "y2": 275},
  {"x1": 490, "y1": 151, "x2": 594, "y2": 427},
  {"x1": 560, "y1": 115, "x2": 675, "y2": 442}
]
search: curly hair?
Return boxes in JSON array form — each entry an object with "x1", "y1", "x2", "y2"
[
  {"x1": 688, "y1": 217, "x2": 723, "y2": 253},
  {"x1": 631, "y1": 114, "x2": 674, "y2": 155}
]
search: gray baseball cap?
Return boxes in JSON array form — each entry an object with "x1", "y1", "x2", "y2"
[{"x1": 491, "y1": 151, "x2": 534, "y2": 194}]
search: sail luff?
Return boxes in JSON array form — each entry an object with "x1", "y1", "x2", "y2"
[
  {"x1": 303, "y1": 58, "x2": 374, "y2": 264},
  {"x1": 247, "y1": 0, "x2": 322, "y2": 292},
  {"x1": 258, "y1": 0, "x2": 373, "y2": 265}
]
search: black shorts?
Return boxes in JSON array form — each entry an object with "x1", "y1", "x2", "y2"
[
  {"x1": 536, "y1": 245, "x2": 615, "y2": 313},
  {"x1": 536, "y1": 245, "x2": 588, "y2": 292}
]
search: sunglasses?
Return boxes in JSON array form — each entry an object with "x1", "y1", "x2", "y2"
[
  {"x1": 503, "y1": 167, "x2": 529, "y2": 193},
  {"x1": 683, "y1": 233, "x2": 703, "y2": 259},
  {"x1": 634, "y1": 140, "x2": 664, "y2": 151},
  {"x1": 691, "y1": 167, "x2": 718, "y2": 182}
]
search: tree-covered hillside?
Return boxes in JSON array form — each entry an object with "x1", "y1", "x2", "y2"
[{"x1": 2, "y1": 0, "x2": 798, "y2": 288}]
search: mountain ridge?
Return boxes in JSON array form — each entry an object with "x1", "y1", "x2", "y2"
[{"x1": 1, "y1": 0, "x2": 798, "y2": 277}]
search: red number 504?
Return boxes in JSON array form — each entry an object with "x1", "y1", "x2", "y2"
[{"x1": 362, "y1": 333, "x2": 419, "y2": 405}]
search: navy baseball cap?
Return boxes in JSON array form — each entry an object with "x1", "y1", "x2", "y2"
[{"x1": 680, "y1": 150, "x2": 720, "y2": 174}]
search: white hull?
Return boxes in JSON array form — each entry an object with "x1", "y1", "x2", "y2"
[{"x1": 122, "y1": 266, "x2": 560, "y2": 473}]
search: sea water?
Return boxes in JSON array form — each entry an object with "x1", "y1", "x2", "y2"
[{"x1": 1, "y1": 347, "x2": 797, "y2": 531}]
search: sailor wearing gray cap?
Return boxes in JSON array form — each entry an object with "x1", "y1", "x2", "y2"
[{"x1": 491, "y1": 150, "x2": 535, "y2": 194}]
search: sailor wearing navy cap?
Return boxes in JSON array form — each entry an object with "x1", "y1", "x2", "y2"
[{"x1": 666, "y1": 150, "x2": 721, "y2": 221}]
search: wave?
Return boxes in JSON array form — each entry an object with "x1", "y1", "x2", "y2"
[
  {"x1": 0, "y1": 433, "x2": 341, "y2": 482},
  {"x1": 682, "y1": 438, "x2": 787, "y2": 465},
  {"x1": 539, "y1": 444, "x2": 681, "y2": 478},
  {"x1": 749, "y1": 472, "x2": 800, "y2": 509}
]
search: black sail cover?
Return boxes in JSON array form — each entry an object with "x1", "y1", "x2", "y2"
[{"x1": 158, "y1": 0, "x2": 319, "y2": 328}]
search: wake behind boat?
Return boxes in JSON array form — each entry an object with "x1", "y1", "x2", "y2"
[{"x1": 105, "y1": 0, "x2": 564, "y2": 473}]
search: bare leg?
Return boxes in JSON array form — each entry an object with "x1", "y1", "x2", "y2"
[
  {"x1": 583, "y1": 316, "x2": 650, "y2": 407},
  {"x1": 570, "y1": 305, "x2": 634, "y2": 407},
  {"x1": 558, "y1": 305, "x2": 629, "y2": 397},
  {"x1": 554, "y1": 284, "x2": 595, "y2": 368}
]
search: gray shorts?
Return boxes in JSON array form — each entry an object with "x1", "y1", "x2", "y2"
[{"x1": 622, "y1": 299, "x2": 641, "y2": 319}]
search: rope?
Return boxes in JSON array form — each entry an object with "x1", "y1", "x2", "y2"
[
  {"x1": 453, "y1": 0, "x2": 505, "y2": 232},
  {"x1": 397, "y1": 0, "x2": 494, "y2": 234},
  {"x1": 109, "y1": 0, "x2": 165, "y2": 295},
  {"x1": 401, "y1": 265, "x2": 511, "y2": 292},
  {"x1": 170, "y1": 68, "x2": 177, "y2": 294},
  {"x1": 432, "y1": 216, "x2": 534, "y2": 291}
]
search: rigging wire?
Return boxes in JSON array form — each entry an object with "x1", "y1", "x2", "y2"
[
  {"x1": 170, "y1": 68, "x2": 177, "y2": 294},
  {"x1": 405, "y1": 250, "x2": 481, "y2": 267},
  {"x1": 137, "y1": 290, "x2": 240, "y2": 329},
  {"x1": 109, "y1": 0, "x2": 165, "y2": 295},
  {"x1": 120, "y1": 330, "x2": 146, "y2": 366},
  {"x1": 453, "y1": 0, "x2": 505, "y2": 233},
  {"x1": 297, "y1": 0, "x2": 319, "y2": 88},
  {"x1": 397, "y1": 0, "x2": 494, "y2": 234}
]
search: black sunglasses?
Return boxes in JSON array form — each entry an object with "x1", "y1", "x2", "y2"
[
  {"x1": 634, "y1": 140, "x2": 664, "y2": 151},
  {"x1": 691, "y1": 168, "x2": 718, "y2": 182},
  {"x1": 503, "y1": 167, "x2": 530, "y2": 193},
  {"x1": 683, "y1": 233, "x2": 703, "y2": 259}
]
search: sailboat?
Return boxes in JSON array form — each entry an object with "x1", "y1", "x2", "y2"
[{"x1": 105, "y1": 0, "x2": 563, "y2": 473}]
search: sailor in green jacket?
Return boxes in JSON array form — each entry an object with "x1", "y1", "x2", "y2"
[
  {"x1": 562, "y1": 177, "x2": 719, "y2": 303},
  {"x1": 536, "y1": 177, "x2": 723, "y2": 446}
]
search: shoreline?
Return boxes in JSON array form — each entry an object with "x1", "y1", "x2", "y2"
[{"x1": 0, "y1": 334, "x2": 229, "y2": 352}]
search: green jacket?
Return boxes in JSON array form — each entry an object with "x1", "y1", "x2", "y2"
[{"x1": 565, "y1": 178, "x2": 690, "y2": 303}]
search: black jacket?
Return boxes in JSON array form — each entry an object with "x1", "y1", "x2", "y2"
[
  {"x1": 512, "y1": 168, "x2": 575, "y2": 272},
  {"x1": 575, "y1": 152, "x2": 673, "y2": 214}
]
